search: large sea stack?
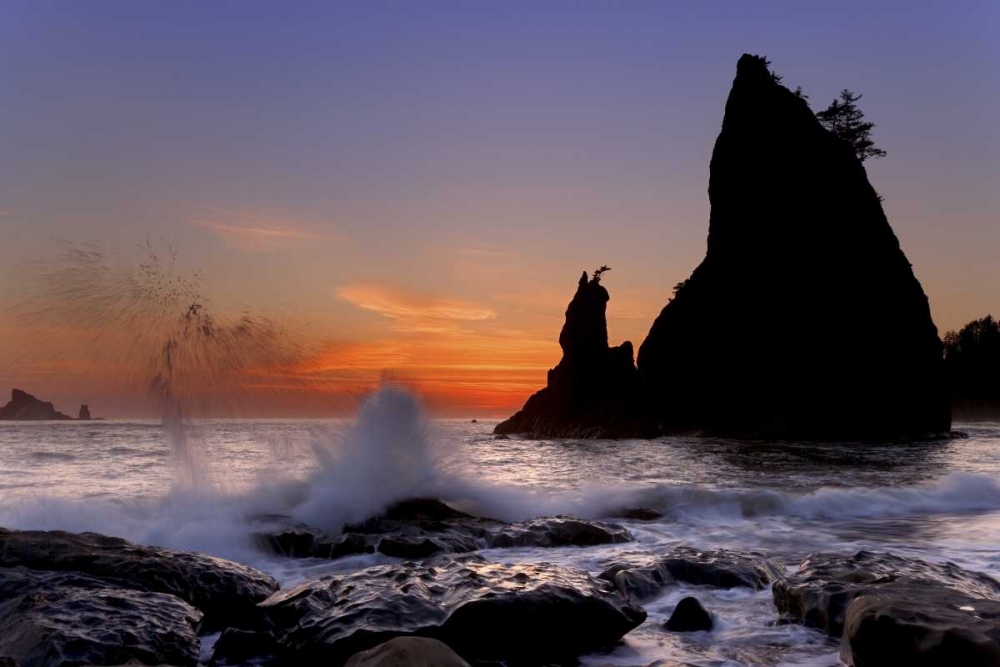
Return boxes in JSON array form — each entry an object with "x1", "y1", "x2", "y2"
[
  {"x1": 494, "y1": 271, "x2": 644, "y2": 438},
  {"x1": 637, "y1": 54, "x2": 950, "y2": 439}
]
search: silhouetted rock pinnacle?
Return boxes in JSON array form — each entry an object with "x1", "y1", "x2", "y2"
[
  {"x1": 0, "y1": 389, "x2": 73, "y2": 421},
  {"x1": 78, "y1": 404, "x2": 92, "y2": 420},
  {"x1": 637, "y1": 54, "x2": 950, "y2": 439},
  {"x1": 494, "y1": 271, "x2": 644, "y2": 437}
]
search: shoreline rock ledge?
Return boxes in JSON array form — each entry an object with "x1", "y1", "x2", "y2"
[
  {"x1": 498, "y1": 54, "x2": 951, "y2": 441},
  {"x1": 494, "y1": 270, "x2": 646, "y2": 438}
]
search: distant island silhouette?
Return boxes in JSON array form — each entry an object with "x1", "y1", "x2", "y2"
[
  {"x1": 497, "y1": 54, "x2": 951, "y2": 441},
  {"x1": 0, "y1": 389, "x2": 96, "y2": 421}
]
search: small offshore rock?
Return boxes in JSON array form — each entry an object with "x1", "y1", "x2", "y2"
[
  {"x1": 665, "y1": 596, "x2": 713, "y2": 632},
  {"x1": 344, "y1": 637, "x2": 469, "y2": 667}
]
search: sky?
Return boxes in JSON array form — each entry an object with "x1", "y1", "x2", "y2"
[{"x1": 0, "y1": 1, "x2": 997, "y2": 417}]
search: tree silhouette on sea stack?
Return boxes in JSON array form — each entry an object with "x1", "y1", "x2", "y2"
[{"x1": 817, "y1": 90, "x2": 887, "y2": 162}]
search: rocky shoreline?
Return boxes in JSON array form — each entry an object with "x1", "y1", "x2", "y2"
[{"x1": 1, "y1": 497, "x2": 998, "y2": 666}]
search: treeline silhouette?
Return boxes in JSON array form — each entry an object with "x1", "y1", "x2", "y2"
[{"x1": 943, "y1": 316, "x2": 1000, "y2": 402}]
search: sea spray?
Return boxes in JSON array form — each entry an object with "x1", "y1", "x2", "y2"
[
  {"x1": 6, "y1": 240, "x2": 309, "y2": 493},
  {"x1": 291, "y1": 385, "x2": 439, "y2": 532}
]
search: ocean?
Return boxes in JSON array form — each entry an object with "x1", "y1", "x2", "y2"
[{"x1": 2, "y1": 394, "x2": 999, "y2": 666}]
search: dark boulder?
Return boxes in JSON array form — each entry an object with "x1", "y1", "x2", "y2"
[
  {"x1": 774, "y1": 551, "x2": 1000, "y2": 666},
  {"x1": 600, "y1": 547, "x2": 781, "y2": 601},
  {"x1": 344, "y1": 638, "x2": 469, "y2": 667},
  {"x1": 0, "y1": 528, "x2": 278, "y2": 630},
  {"x1": 665, "y1": 596, "x2": 713, "y2": 632},
  {"x1": 78, "y1": 404, "x2": 91, "y2": 420},
  {"x1": 0, "y1": 566, "x2": 201, "y2": 667},
  {"x1": 494, "y1": 271, "x2": 645, "y2": 438},
  {"x1": 259, "y1": 553, "x2": 646, "y2": 663},
  {"x1": 635, "y1": 54, "x2": 950, "y2": 440},
  {"x1": 0, "y1": 389, "x2": 73, "y2": 421}
]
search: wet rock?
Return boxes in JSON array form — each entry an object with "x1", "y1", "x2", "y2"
[
  {"x1": 211, "y1": 628, "x2": 281, "y2": 666},
  {"x1": 254, "y1": 521, "x2": 377, "y2": 560},
  {"x1": 774, "y1": 551, "x2": 1000, "y2": 666},
  {"x1": 376, "y1": 533, "x2": 469, "y2": 560},
  {"x1": 344, "y1": 637, "x2": 469, "y2": 667},
  {"x1": 773, "y1": 550, "x2": 1000, "y2": 636},
  {"x1": 255, "y1": 501, "x2": 632, "y2": 562},
  {"x1": 843, "y1": 588, "x2": 1000, "y2": 666},
  {"x1": 613, "y1": 508, "x2": 664, "y2": 521},
  {"x1": 365, "y1": 497, "x2": 481, "y2": 526},
  {"x1": 637, "y1": 54, "x2": 950, "y2": 440},
  {"x1": 0, "y1": 389, "x2": 73, "y2": 421},
  {"x1": 255, "y1": 524, "x2": 329, "y2": 558},
  {"x1": 368, "y1": 498, "x2": 477, "y2": 524},
  {"x1": 495, "y1": 270, "x2": 646, "y2": 438},
  {"x1": 489, "y1": 517, "x2": 632, "y2": 549},
  {"x1": 0, "y1": 566, "x2": 202, "y2": 667},
  {"x1": 600, "y1": 547, "x2": 781, "y2": 601},
  {"x1": 665, "y1": 596, "x2": 713, "y2": 632},
  {"x1": 260, "y1": 553, "x2": 646, "y2": 663},
  {"x1": 0, "y1": 528, "x2": 278, "y2": 629}
]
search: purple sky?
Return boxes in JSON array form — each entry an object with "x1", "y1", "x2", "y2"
[{"x1": 0, "y1": 1, "x2": 997, "y2": 415}]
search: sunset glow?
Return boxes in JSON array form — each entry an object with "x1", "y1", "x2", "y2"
[{"x1": 0, "y1": 2, "x2": 996, "y2": 418}]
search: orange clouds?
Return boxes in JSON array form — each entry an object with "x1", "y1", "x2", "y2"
[
  {"x1": 293, "y1": 331, "x2": 554, "y2": 416},
  {"x1": 336, "y1": 284, "x2": 497, "y2": 333},
  {"x1": 337, "y1": 284, "x2": 497, "y2": 322},
  {"x1": 251, "y1": 283, "x2": 558, "y2": 415}
]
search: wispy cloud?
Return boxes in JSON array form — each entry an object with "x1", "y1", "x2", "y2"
[
  {"x1": 337, "y1": 284, "x2": 496, "y2": 332},
  {"x1": 453, "y1": 246, "x2": 516, "y2": 259},
  {"x1": 189, "y1": 207, "x2": 336, "y2": 251}
]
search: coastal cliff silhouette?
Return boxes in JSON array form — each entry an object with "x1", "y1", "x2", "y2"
[{"x1": 497, "y1": 54, "x2": 951, "y2": 440}]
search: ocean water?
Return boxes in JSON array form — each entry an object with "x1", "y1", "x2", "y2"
[{"x1": 1, "y1": 392, "x2": 999, "y2": 666}]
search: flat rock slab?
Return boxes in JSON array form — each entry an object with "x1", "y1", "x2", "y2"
[
  {"x1": 0, "y1": 566, "x2": 202, "y2": 667},
  {"x1": 255, "y1": 553, "x2": 646, "y2": 664},
  {"x1": 774, "y1": 551, "x2": 1000, "y2": 666},
  {"x1": 0, "y1": 528, "x2": 278, "y2": 629},
  {"x1": 600, "y1": 547, "x2": 782, "y2": 601}
]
